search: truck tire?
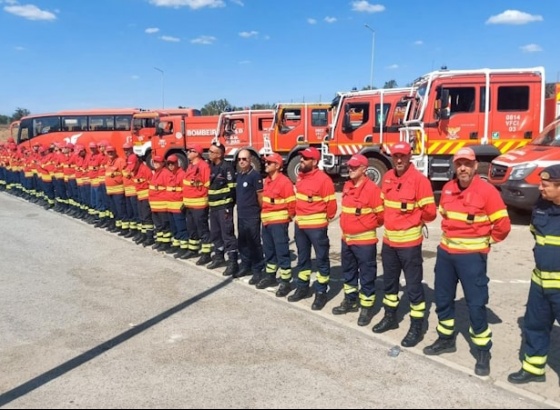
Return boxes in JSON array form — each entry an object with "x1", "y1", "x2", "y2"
[
  {"x1": 287, "y1": 155, "x2": 301, "y2": 183},
  {"x1": 365, "y1": 157, "x2": 388, "y2": 186}
]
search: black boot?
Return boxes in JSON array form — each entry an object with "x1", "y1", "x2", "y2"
[
  {"x1": 223, "y1": 258, "x2": 239, "y2": 277},
  {"x1": 332, "y1": 297, "x2": 359, "y2": 315},
  {"x1": 401, "y1": 318, "x2": 425, "y2": 347},
  {"x1": 207, "y1": 253, "x2": 226, "y2": 270},
  {"x1": 173, "y1": 249, "x2": 189, "y2": 259},
  {"x1": 247, "y1": 272, "x2": 261, "y2": 284},
  {"x1": 196, "y1": 253, "x2": 212, "y2": 266},
  {"x1": 134, "y1": 233, "x2": 147, "y2": 245},
  {"x1": 423, "y1": 337, "x2": 457, "y2": 356},
  {"x1": 275, "y1": 281, "x2": 292, "y2": 297},
  {"x1": 287, "y1": 285, "x2": 311, "y2": 302},
  {"x1": 256, "y1": 274, "x2": 278, "y2": 289},
  {"x1": 311, "y1": 292, "x2": 328, "y2": 311},
  {"x1": 143, "y1": 235, "x2": 155, "y2": 247},
  {"x1": 474, "y1": 350, "x2": 491, "y2": 376},
  {"x1": 179, "y1": 249, "x2": 198, "y2": 260},
  {"x1": 357, "y1": 307, "x2": 375, "y2": 327},
  {"x1": 507, "y1": 369, "x2": 546, "y2": 384},
  {"x1": 372, "y1": 310, "x2": 399, "y2": 333},
  {"x1": 234, "y1": 265, "x2": 251, "y2": 279}
]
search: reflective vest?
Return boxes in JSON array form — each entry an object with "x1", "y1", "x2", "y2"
[
  {"x1": 261, "y1": 173, "x2": 295, "y2": 226},
  {"x1": 530, "y1": 198, "x2": 560, "y2": 289},
  {"x1": 295, "y1": 168, "x2": 337, "y2": 229},
  {"x1": 183, "y1": 160, "x2": 210, "y2": 209}
]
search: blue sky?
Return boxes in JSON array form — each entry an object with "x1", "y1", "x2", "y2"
[{"x1": 0, "y1": 0, "x2": 557, "y2": 116}]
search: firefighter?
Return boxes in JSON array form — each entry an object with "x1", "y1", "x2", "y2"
[
  {"x1": 423, "y1": 147, "x2": 511, "y2": 377},
  {"x1": 236, "y1": 149, "x2": 265, "y2": 283},
  {"x1": 257, "y1": 152, "x2": 296, "y2": 295},
  {"x1": 373, "y1": 141, "x2": 437, "y2": 347},
  {"x1": 128, "y1": 154, "x2": 155, "y2": 247},
  {"x1": 166, "y1": 154, "x2": 188, "y2": 255},
  {"x1": 207, "y1": 143, "x2": 238, "y2": 276},
  {"x1": 87, "y1": 142, "x2": 103, "y2": 223},
  {"x1": 121, "y1": 142, "x2": 136, "y2": 235},
  {"x1": 181, "y1": 144, "x2": 212, "y2": 264},
  {"x1": 508, "y1": 164, "x2": 560, "y2": 384},
  {"x1": 149, "y1": 155, "x2": 172, "y2": 250},
  {"x1": 104, "y1": 145, "x2": 127, "y2": 233},
  {"x1": 288, "y1": 147, "x2": 337, "y2": 311},
  {"x1": 332, "y1": 154, "x2": 384, "y2": 326}
]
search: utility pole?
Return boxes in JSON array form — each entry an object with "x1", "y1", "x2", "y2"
[
  {"x1": 153, "y1": 67, "x2": 165, "y2": 108},
  {"x1": 364, "y1": 24, "x2": 375, "y2": 89}
]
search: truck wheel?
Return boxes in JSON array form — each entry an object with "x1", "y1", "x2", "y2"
[
  {"x1": 365, "y1": 158, "x2": 388, "y2": 186},
  {"x1": 287, "y1": 155, "x2": 301, "y2": 183}
]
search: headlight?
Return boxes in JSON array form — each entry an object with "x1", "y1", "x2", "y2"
[{"x1": 508, "y1": 163, "x2": 537, "y2": 181}]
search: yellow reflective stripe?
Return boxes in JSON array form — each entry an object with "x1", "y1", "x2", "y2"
[
  {"x1": 469, "y1": 326, "x2": 492, "y2": 347},
  {"x1": 382, "y1": 293, "x2": 399, "y2": 308},
  {"x1": 209, "y1": 187, "x2": 231, "y2": 195},
  {"x1": 149, "y1": 185, "x2": 167, "y2": 191},
  {"x1": 525, "y1": 354, "x2": 547, "y2": 366},
  {"x1": 209, "y1": 198, "x2": 234, "y2": 207},
  {"x1": 489, "y1": 209, "x2": 508, "y2": 222},
  {"x1": 440, "y1": 235, "x2": 490, "y2": 251},
  {"x1": 261, "y1": 210, "x2": 290, "y2": 223},
  {"x1": 384, "y1": 226, "x2": 422, "y2": 243},
  {"x1": 534, "y1": 234, "x2": 560, "y2": 247},
  {"x1": 316, "y1": 272, "x2": 329, "y2": 284},
  {"x1": 166, "y1": 187, "x2": 182, "y2": 192},
  {"x1": 263, "y1": 195, "x2": 296, "y2": 204},
  {"x1": 167, "y1": 201, "x2": 183, "y2": 211},
  {"x1": 532, "y1": 269, "x2": 560, "y2": 289},
  {"x1": 295, "y1": 213, "x2": 327, "y2": 224},
  {"x1": 341, "y1": 206, "x2": 374, "y2": 215},
  {"x1": 149, "y1": 200, "x2": 167, "y2": 210},
  {"x1": 342, "y1": 231, "x2": 377, "y2": 241},
  {"x1": 523, "y1": 361, "x2": 546, "y2": 376},
  {"x1": 296, "y1": 193, "x2": 323, "y2": 202},
  {"x1": 325, "y1": 194, "x2": 336, "y2": 202},
  {"x1": 184, "y1": 180, "x2": 210, "y2": 188},
  {"x1": 444, "y1": 210, "x2": 489, "y2": 223},
  {"x1": 183, "y1": 198, "x2": 209, "y2": 207},
  {"x1": 298, "y1": 269, "x2": 312, "y2": 282},
  {"x1": 417, "y1": 196, "x2": 435, "y2": 207},
  {"x1": 384, "y1": 199, "x2": 416, "y2": 211}
]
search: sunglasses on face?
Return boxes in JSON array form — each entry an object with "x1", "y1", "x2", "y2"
[{"x1": 237, "y1": 157, "x2": 249, "y2": 162}]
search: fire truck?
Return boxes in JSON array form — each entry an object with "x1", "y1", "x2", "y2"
[
  {"x1": 395, "y1": 67, "x2": 547, "y2": 187},
  {"x1": 488, "y1": 83, "x2": 560, "y2": 210}
]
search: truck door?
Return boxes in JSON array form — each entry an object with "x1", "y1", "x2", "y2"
[
  {"x1": 488, "y1": 82, "x2": 540, "y2": 150},
  {"x1": 433, "y1": 85, "x2": 481, "y2": 144}
]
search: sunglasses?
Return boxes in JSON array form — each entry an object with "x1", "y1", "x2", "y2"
[
  {"x1": 237, "y1": 157, "x2": 249, "y2": 162},
  {"x1": 265, "y1": 161, "x2": 277, "y2": 166}
]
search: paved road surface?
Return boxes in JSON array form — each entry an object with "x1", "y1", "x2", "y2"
[{"x1": 0, "y1": 193, "x2": 557, "y2": 408}]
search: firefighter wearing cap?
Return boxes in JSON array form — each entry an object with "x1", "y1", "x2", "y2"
[
  {"x1": 86, "y1": 142, "x2": 102, "y2": 222},
  {"x1": 0, "y1": 143, "x2": 7, "y2": 191},
  {"x1": 332, "y1": 154, "x2": 384, "y2": 326},
  {"x1": 424, "y1": 147, "x2": 511, "y2": 377},
  {"x1": 373, "y1": 141, "x2": 437, "y2": 347},
  {"x1": 121, "y1": 142, "x2": 136, "y2": 235},
  {"x1": 52, "y1": 143, "x2": 68, "y2": 213},
  {"x1": 207, "y1": 143, "x2": 238, "y2": 276},
  {"x1": 288, "y1": 147, "x2": 337, "y2": 311},
  {"x1": 104, "y1": 146, "x2": 127, "y2": 233},
  {"x1": 257, "y1": 152, "x2": 296, "y2": 295},
  {"x1": 181, "y1": 144, "x2": 212, "y2": 263},
  {"x1": 129, "y1": 154, "x2": 155, "y2": 247},
  {"x1": 75, "y1": 145, "x2": 91, "y2": 218},
  {"x1": 149, "y1": 155, "x2": 172, "y2": 250},
  {"x1": 165, "y1": 155, "x2": 188, "y2": 255},
  {"x1": 94, "y1": 141, "x2": 111, "y2": 228},
  {"x1": 39, "y1": 144, "x2": 56, "y2": 209},
  {"x1": 508, "y1": 164, "x2": 560, "y2": 385}
]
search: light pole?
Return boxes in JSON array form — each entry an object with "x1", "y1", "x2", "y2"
[
  {"x1": 153, "y1": 66, "x2": 165, "y2": 108},
  {"x1": 364, "y1": 24, "x2": 375, "y2": 89}
]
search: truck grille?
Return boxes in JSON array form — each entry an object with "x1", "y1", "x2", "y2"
[{"x1": 490, "y1": 164, "x2": 508, "y2": 180}]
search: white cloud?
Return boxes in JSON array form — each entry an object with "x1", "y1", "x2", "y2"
[
  {"x1": 160, "y1": 35, "x2": 180, "y2": 42},
  {"x1": 413, "y1": 40, "x2": 423, "y2": 46},
  {"x1": 4, "y1": 3, "x2": 56, "y2": 21},
  {"x1": 486, "y1": 10, "x2": 543, "y2": 25},
  {"x1": 14, "y1": 46, "x2": 25, "y2": 51},
  {"x1": 387, "y1": 64, "x2": 399, "y2": 69},
  {"x1": 307, "y1": 18, "x2": 317, "y2": 24},
  {"x1": 239, "y1": 30, "x2": 258, "y2": 38},
  {"x1": 190, "y1": 35, "x2": 216, "y2": 45},
  {"x1": 145, "y1": 27, "x2": 160, "y2": 34},
  {"x1": 350, "y1": 1, "x2": 385, "y2": 13},
  {"x1": 149, "y1": 0, "x2": 225, "y2": 9},
  {"x1": 520, "y1": 43, "x2": 542, "y2": 53},
  {"x1": 324, "y1": 16, "x2": 337, "y2": 23},
  {"x1": 230, "y1": 0, "x2": 243, "y2": 5},
  {"x1": 131, "y1": 75, "x2": 140, "y2": 80}
]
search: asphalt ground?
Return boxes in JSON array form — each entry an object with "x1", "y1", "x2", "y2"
[{"x1": 0, "y1": 191, "x2": 558, "y2": 409}]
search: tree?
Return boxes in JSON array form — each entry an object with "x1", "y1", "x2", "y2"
[
  {"x1": 200, "y1": 99, "x2": 232, "y2": 116},
  {"x1": 251, "y1": 103, "x2": 275, "y2": 110},
  {"x1": 0, "y1": 115, "x2": 10, "y2": 125},
  {"x1": 12, "y1": 107, "x2": 30, "y2": 121},
  {"x1": 361, "y1": 85, "x2": 378, "y2": 90},
  {"x1": 383, "y1": 80, "x2": 398, "y2": 89}
]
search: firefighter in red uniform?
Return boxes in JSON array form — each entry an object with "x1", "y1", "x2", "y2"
[
  {"x1": 180, "y1": 144, "x2": 212, "y2": 264},
  {"x1": 373, "y1": 141, "x2": 437, "y2": 347},
  {"x1": 332, "y1": 154, "x2": 384, "y2": 326},
  {"x1": 288, "y1": 147, "x2": 337, "y2": 311},
  {"x1": 423, "y1": 147, "x2": 511, "y2": 377},
  {"x1": 166, "y1": 155, "x2": 188, "y2": 255},
  {"x1": 104, "y1": 145, "x2": 127, "y2": 233},
  {"x1": 128, "y1": 154, "x2": 154, "y2": 247},
  {"x1": 256, "y1": 152, "x2": 296, "y2": 294},
  {"x1": 149, "y1": 155, "x2": 172, "y2": 251}
]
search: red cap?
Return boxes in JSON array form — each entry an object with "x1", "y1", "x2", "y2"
[
  {"x1": 167, "y1": 154, "x2": 179, "y2": 163},
  {"x1": 453, "y1": 147, "x2": 476, "y2": 162},
  {"x1": 187, "y1": 144, "x2": 203, "y2": 155},
  {"x1": 65, "y1": 142, "x2": 75, "y2": 150},
  {"x1": 105, "y1": 145, "x2": 116, "y2": 153},
  {"x1": 123, "y1": 142, "x2": 133, "y2": 150},
  {"x1": 89, "y1": 142, "x2": 98, "y2": 149},
  {"x1": 300, "y1": 147, "x2": 320, "y2": 161},
  {"x1": 98, "y1": 140, "x2": 110, "y2": 148},
  {"x1": 127, "y1": 154, "x2": 139, "y2": 165},
  {"x1": 152, "y1": 155, "x2": 164, "y2": 163},
  {"x1": 391, "y1": 142, "x2": 412, "y2": 156},
  {"x1": 346, "y1": 154, "x2": 368, "y2": 167},
  {"x1": 264, "y1": 152, "x2": 283, "y2": 166}
]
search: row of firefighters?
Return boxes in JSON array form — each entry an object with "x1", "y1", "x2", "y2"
[{"x1": 0, "y1": 137, "x2": 557, "y2": 384}]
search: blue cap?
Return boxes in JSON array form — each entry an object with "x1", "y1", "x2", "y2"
[{"x1": 540, "y1": 164, "x2": 560, "y2": 182}]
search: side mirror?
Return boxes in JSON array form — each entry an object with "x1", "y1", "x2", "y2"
[
  {"x1": 439, "y1": 89, "x2": 450, "y2": 120},
  {"x1": 342, "y1": 111, "x2": 352, "y2": 132}
]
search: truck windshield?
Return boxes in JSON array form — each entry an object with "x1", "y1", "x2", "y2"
[{"x1": 531, "y1": 120, "x2": 560, "y2": 147}]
